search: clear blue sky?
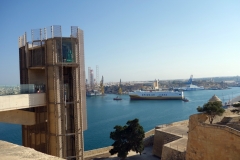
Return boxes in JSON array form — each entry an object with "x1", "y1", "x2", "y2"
[{"x1": 0, "y1": 0, "x2": 239, "y2": 84}]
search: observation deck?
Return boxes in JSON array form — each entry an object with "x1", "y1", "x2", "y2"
[
  {"x1": 0, "y1": 84, "x2": 46, "y2": 125},
  {"x1": 0, "y1": 84, "x2": 46, "y2": 111}
]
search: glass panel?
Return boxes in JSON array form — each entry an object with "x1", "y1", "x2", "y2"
[{"x1": 62, "y1": 41, "x2": 73, "y2": 62}]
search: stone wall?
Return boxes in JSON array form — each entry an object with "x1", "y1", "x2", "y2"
[
  {"x1": 0, "y1": 140, "x2": 63, "y2": 160},
  {"x1": 186, "y1": 113, "x2": 240, "y2": 160},
  {"x1": 152, "y1": 129, "x2": 182, "y2": 158},
  {"x1": 155, "y1": 120, "x2": 189, "y2": 129},
  {"x1": 144, "y1": 129, "x2": 155, "y2": 138},
  {"x1": 144, "y1": 129, "x2": 155, "y2": 146},
  {"x1": 152, "y1": 120, "x2": 188, "y2": 158},
  {"x1": 161, "y1": 146, "x2": 186, "y2": 160}
]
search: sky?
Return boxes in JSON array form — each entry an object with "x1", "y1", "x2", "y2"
[{"x1": 0, "y1": 0, "x2": 240, "y2": 84}]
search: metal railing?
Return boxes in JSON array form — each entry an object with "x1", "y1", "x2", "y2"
[{"x1": 0, "y1": 84, "x2": 45, "y2": 96}]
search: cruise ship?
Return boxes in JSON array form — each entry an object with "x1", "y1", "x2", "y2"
[
  {"x1": 174, "y1": 75, "x2": 204, "y2": 91},
  {"x1": 86, "y1": 90, "x2": 103, "y2": 96},
  {"x1": 182, "y1": 84, "x2": 204, "y2": 91},
  {"x1": 129, "y1": 80, "x2": 184, "y2": 100}
]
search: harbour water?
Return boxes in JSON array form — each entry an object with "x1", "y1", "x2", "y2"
[{"x1": 0, "y1": 87, "x2": 240, "y2": 151}]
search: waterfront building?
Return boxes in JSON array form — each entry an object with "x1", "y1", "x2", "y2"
[{"x1": 0, "y1": 26, "x2": 87, "y2": 160}]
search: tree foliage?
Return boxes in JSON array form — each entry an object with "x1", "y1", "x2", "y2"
[
  {"x1": 231, "y1": 109, "x2": 240, "y2": 114},
  {"x1": 232, "y1": 103, "x2": 240, "y2": 107},
  {"x1": 197, "y1": 101, "x2": 225, "y2": 124},
  {"x1": 231, "y1": 102, "x2": 240, "y2": 114},
  {"x1": 109, "y1": 118, "x2": 145, "y2": 159}
]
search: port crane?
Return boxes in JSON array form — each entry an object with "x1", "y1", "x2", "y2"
[
  {"x1": 118, "y1": 79, "x2": 122, "y2": 95},
  {"x1": 100, "y1": 76, "x2": 104, "y2": 95}
]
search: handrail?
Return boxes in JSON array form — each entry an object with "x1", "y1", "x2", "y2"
[{"x1": 0, "y1": 84, "x2": 45, "y2": 96}]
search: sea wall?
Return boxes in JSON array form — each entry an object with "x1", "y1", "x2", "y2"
[
  {"x1": 161, "y1": 146, "x2": 186, "y2": 160},
  {"x1": 186, "y1": 113, "x2": 240, "y2": 160}
]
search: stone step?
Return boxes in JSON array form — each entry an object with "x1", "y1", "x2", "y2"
[
  {"x1": 219, "y1": 116, "x2": 240, "y2": 125},
  {"x1": 226, "y1": 122, "x2": 240, "y2": 131}
]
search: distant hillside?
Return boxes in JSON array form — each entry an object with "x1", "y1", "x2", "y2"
[
  {"x1": 160, "y1": 76, "x2": 239, "y2": 83},
  {"x1": 196, "y1": 76, "x2": 239, "y2": 82}
]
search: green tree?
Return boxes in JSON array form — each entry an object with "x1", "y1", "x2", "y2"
[
  {"x1": 197, "y1": 101, "x2": 225, "y2": 124},
  {"x1": 232, "y1": 103, "x2": 240, "y2": 107},
  {"x1": 109, "y1": 118, "x2": 145, "y2": 159},
  {"x1": 231, "y1": 102, "x2": 240, "y2": 114}
]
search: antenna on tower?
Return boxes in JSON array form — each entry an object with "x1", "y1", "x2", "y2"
[{"x1": 96, "y1": 65, "x2": 99, "y2": 86}]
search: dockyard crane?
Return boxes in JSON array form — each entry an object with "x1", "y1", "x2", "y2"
[
  {"x1": 100, "y1": 76, "x2": 104, "y2": 95},
  {"x1": 118, "y1": 79, "x2": 122, "y2": 95}
]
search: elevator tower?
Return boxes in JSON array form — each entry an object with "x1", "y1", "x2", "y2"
[{"x1": 18, "y1": 25, "x2": 87, "y2": 160}]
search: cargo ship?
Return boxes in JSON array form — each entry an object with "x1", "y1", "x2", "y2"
[
  {"x1": 129, "y1": 80, "x2": 183, "y2": 100},
  {"x1": 129, "y1": 90, "x2": 184, "y2": 100}
]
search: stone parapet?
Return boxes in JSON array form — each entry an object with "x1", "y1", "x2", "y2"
[
  {"x1": 186, "y1": 113, "x2": 240, "y2": 160},
  {"x1": 153, "y1": 129, "x2": 182, "y2": 158},
  {"x1": 161, "y1": 145, "x2": 186, "y2": 160},
  {"x1": 155, "y1": 120, "x2": 189, "y2": 129},
  {"x1": 0, "y1": 140, "x2": 64, "y2": 160},
  {"x1": 153, "y1": 120, "x2": 188, "y2": 158},
  {"x1": 144, "y1": 128, "x2": 155, "y2": 138},
  {"x1": 200, "y1": 122, "x2": 240, "y2": 137}
]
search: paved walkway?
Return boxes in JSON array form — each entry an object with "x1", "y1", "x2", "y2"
[
  {"x1": 92, "y1": 146, "x2": 159, "y2": 160},
  {"x1": 161, "y1": 125, "x2": 188, "y2": 138}
]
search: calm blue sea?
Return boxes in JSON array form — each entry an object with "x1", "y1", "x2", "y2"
[{"x1": 0, "y1": 87, "x2": 240, "y2": 151}]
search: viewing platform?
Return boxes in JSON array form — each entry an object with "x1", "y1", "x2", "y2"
[
  {"x1": 0, "y1": 84, "x2": 46, "y2": 125},
  {"x1": 0, "y1": 84, "x2": 46, "y2": 111}
]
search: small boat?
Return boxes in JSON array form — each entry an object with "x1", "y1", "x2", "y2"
[
  {"x1": 182, "y1": 97, "x2": 189, "y2": 102},
  {"x1": 113, "y1": 96, "x2": 122, "y2": 100}
]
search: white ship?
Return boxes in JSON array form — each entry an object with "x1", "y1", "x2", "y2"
[
  {"x1": 129, "y1": 80, "x2": 184, "y2": 100},
  {"x1": 182, "y1": 84, "x2": 204, "y2": 91},
  {"x1": 86, "y1": 90, "x2": 103, "y2": 96},
  {"x1": 175, "y1": 75, "x2": 204, "y2": 91}
]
